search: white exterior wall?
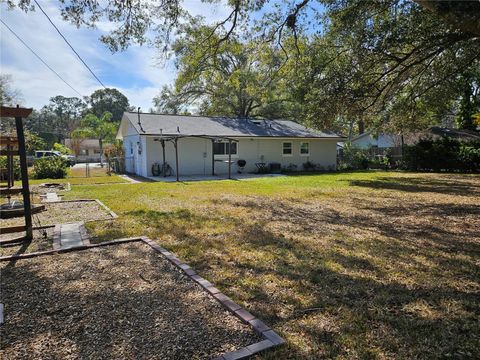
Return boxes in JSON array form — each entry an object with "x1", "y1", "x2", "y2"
[
  {"x1": 123, "y1": 122, "x2": 148, "y2": 176},
  {"x1": 353, "y1": 134, "x2": 397, "y2": 149},
  {"x1": 143, "y1": 136, "x2": 338, "y2": 176}
]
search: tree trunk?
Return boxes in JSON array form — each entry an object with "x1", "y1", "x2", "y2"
[{"x1": 358, "y1": 120, "x2": 365, "y2": 135}]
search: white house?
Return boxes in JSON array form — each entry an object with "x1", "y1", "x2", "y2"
[
  {"x1": 64, "y1": 138, "x2": 104, "y2": 163},
  {"x1": 116, "y1": 112, "x2": 344, "y2": 179},
  {"x1": 350, "y1": 131, "x2": 400, "y2": 149}
]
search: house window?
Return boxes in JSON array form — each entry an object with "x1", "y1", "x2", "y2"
[
  {"x1": 130, "y1": 142, "x2": 134, "y2": 155},
  {"x1": 93, "y1": 149, "x2": 102, "y2": 154},
  {"x1": 213, "y1": 141, "x2": 237, "y2": 155},
  {"x1": 282, "y1": 142, "x2": 292, "y2": 156},
  {"x1": 80, "y1": 149, "x2": 88, "y2": 155},
  {"x1": 300, "y1": 142, "x2": 309, "y2": 156}
]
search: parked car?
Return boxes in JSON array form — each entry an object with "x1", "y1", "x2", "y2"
[{"x1": 34, "y1": 150, "x2": 76, "y2": 166}]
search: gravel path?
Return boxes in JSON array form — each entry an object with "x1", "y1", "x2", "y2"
[
  {"x1": 0, "y1": 201, "x2": 112, "y2": 228},
  {"x1": 0, "y1": 242, "x2": 260, "y2": 359}
]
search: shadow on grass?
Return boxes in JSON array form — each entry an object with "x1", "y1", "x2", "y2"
[
  {"x1": 79, "y1": 181, "x2": 479, "y2": 359},
  {"x1": 224, "y1": 223, "x2": 479, "y2": 359},
  {"x1": 178, "y1": 195, "x2": 478, "y2": 358},
  {"x1": 350, "y1": 176, "x2": 480, "y2": 196}
]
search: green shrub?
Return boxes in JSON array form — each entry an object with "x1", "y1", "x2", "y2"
[
  {"x1": 457, "y1": 144, "x2": 480, "y2": 171},
  {"x1": 369, "y1": 155, "x2": 390, "y2": 169},
  {"x1": 0, "y1": 156, "x2": 21, "y2": 180},
  {"x1": 282, "y1": 163, "x2": 298, "y2": 173},
  {"x1": 53, "y1": 142, "x2": 72, "y2": 155},
  {"x1": 403, "y1": 137, "x2": 480, "y2": 172},
  {"x1": 302, "y1": 160, "x2": 316, "y2": 171},
  {"x1": 339, "y1": 143, "x2": 370, "y2": 170},
  {"x1": 32, "y1": 157, "x2": 68, "y2": 179}
]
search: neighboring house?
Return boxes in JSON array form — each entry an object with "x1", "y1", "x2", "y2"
[
  {"x1": 64, "y1": 138, "x2": 103, "y2": 163},
  {"x1": 350, "y1": 127, "x2": 480, "y2": 150},
  {"x1": 350, "y1": 131, "x2": 401, "y2": 149},
  {"x1": 116, "y1": 112, "x2": 345, "y2": 178}
]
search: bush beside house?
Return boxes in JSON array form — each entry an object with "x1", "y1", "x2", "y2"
[
  {"x1": 403, "y1": 138, "x2": 480, "y2": 172},
  {"x1": 32, "y1": 157, "x2": 69, "y2": 179}
]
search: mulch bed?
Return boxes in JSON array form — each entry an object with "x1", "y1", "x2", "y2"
[
  {"x1": 31, "y1": 183, "x2": 70, "y2": 195},
  {"x1": 0, "y1": 242, "x2": 261, "y2": 359},
  {"x1": 0, "y1": 227, "x2": 54, "y2": 257},
  {"x1": 0, "y1": 200, "x2": 113, "y2": 228}
]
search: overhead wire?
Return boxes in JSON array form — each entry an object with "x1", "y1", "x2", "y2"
[
  {"x1": 33, "y1": 0, "x2": 106, "y2": 89},
  {"x1": 0, "y1": 18, "x2": 84, "y2": 97}
]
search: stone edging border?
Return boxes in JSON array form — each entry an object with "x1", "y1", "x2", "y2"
[
  {"x1": 41, "y1": 198, "x2": 119, "y2": 220},
  {"x1": 140, "y1": 237, "x2": 285, "y2": 360},
  {"x1": 0, "y1": 236, "x2": 285, "y2": 359}
]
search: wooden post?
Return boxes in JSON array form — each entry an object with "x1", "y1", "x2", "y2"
[
  {"x1": 7, "y1": 144, "x2": 14, "y2": 187},
  {"x1": 211, "y1": 139, "x2": 215, "y2": 176},
  {"x1": 228, "y1": 139, "x2": 232, "y2": 180},
  {"x1": 15, "y1": 112, "x2": 33, "y2": 241},
  {"x1": 174, "y1": 138, "x2": 179, "y2": 182}
]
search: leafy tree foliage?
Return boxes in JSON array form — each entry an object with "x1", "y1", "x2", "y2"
[
  {"x1": 0, "y1": 74, "x2": 24, "y2": 134},
  {"x1": 87, "y1": 88, "x2": 131, "y2": 122},
  {"x1": 456, "y1": 71, "x2": 480, "y2": 130},
  {"x1": 0, "y1": 74, "x2": 22, "y2": 106},
  {"x1": 71, "y1": 112, "x2": 117, "y2": 165},
  {"x1": 25, "y1": 131, "x2": 47, "y2": 155},
  {"x1": 154, "y1": 24, "x2": 294, "y2": 118},
  {"x1": 53, "y1": 142, "x2": 73, "y2": 155},
  {"x1": 23, "y1": 95, "x2": 87, "y2": 147},
  {"x1": 8, "y1": 1, "x2": 480, "y2": 134},
  {"x1": 152, "y1": 85, "x2": 187, "y2": 115}
]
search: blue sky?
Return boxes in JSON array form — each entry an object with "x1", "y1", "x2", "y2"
[
  {"x1": 1, "y1": 1, "x2": 323, "y2": 111},
  {"x1": 0, "y1": 1, "x2": 231, "y2": 110}
]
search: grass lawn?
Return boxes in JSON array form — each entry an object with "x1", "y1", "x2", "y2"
[
  {"x1": 28, "y1": 165, "x2": 129, "y2": 185},
  {"x1": 62, "y1": 171, "x2": 479, "y2": 359}
]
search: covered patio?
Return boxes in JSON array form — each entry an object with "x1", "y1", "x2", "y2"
[
  {"x1": 145, "y1": 173, "x2": 286, "y2": 182},
  {"x1": 148, "y1": 134, "x2": 240, "y2": 182}
]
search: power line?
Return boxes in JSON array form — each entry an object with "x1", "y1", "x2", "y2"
[
  {"x1": 0, "y1": 18, "x2": 84, "y2": 98},
  {"x1": 33, "y1": 0, "x2": 106, "y2": 89}
]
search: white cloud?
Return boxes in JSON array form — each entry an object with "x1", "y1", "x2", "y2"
[{"x1": 0, "y1": 0, "x2": 232, "y2": 110}]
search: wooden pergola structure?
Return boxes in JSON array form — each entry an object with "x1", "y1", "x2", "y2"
[
  {"x1": 0, "y1": 106, "x2": 34, "y2": 243},
  {"x1": 152, "y1": 135, "x2": 239, "y2": 181}
]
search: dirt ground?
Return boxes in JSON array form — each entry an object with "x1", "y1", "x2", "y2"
[{"x1": 0, "y1": 242, "x2": 260, "y2": 360}]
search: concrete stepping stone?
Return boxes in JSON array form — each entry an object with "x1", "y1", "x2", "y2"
[
  {"x1": 43, "y1": 192, "x2": 60, "y2": 202},
  {"x1": 59, "y1": 223, "x2": 83, "y2": 249}
]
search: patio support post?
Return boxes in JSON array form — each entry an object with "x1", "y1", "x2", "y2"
[
  {"x1": 211, "y1": 139, "x2": 215, "y2": 176},
  {"x1": 228, "y1": 139, "x2": 232, "y2": 180},
  {"x1": 174, "y1": 138, "x2": 179, "y2": 182},
  {"x1": 161, "y1": 140, "x2": 166, "y2": 177}
]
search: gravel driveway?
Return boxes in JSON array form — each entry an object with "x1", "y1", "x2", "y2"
[{"x1": 0, "y1": 242, "x2": 260, "y2": 359}]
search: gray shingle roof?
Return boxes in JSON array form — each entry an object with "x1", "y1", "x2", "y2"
[{"x1": 123, "y1": 112, "x2": 344, "y2": 139}]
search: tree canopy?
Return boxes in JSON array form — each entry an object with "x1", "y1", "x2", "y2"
[
  {"x1": 87, "y1": 88, "x2": 131, "y2": 122},
  {"x1": 7, "y1": 0, "x2": 480, "y2": 134},
  {"x1": 153, "y1": 23, "x2": 295, "y2": 118},
  {"x1": 71, "y1": 111, "x2": 117, "y2": 164}
]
